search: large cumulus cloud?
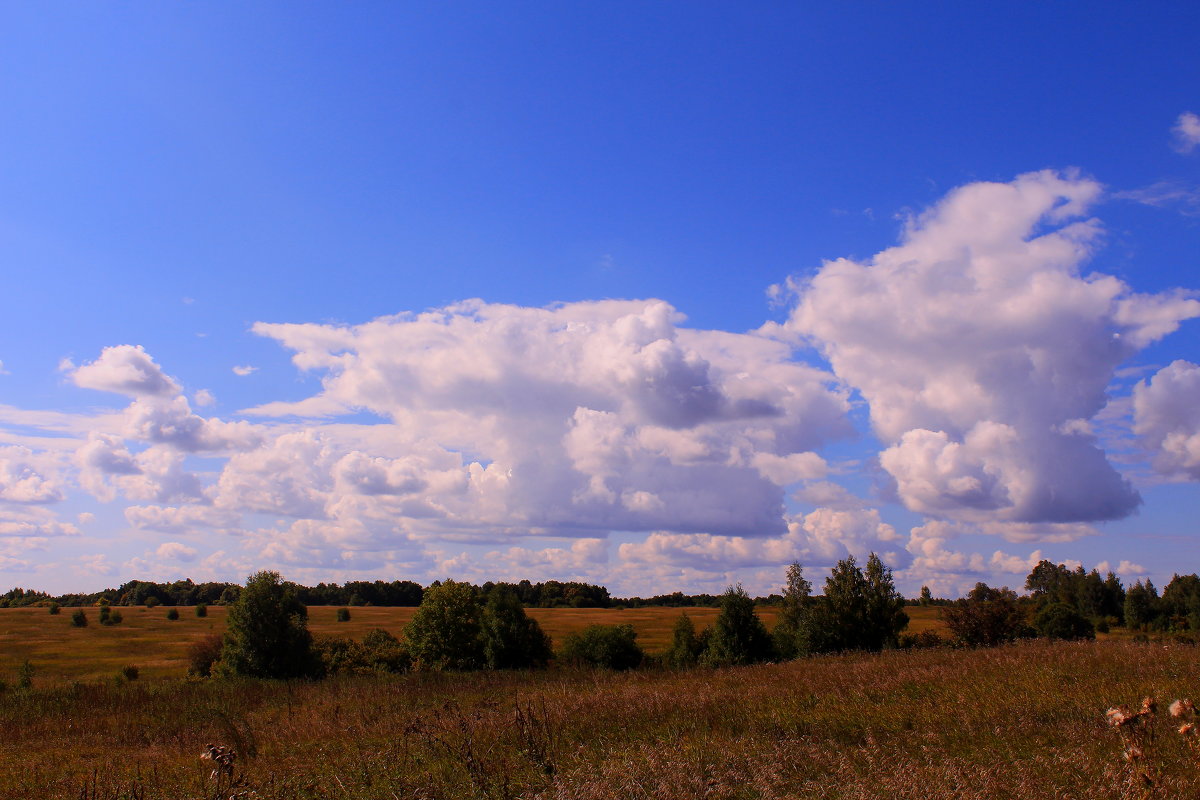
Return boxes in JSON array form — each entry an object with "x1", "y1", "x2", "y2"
[
  {"x1": 787, "y1": 170, "x2": 1200, "y2": 526},
  {"x1": 1134, "y1": 360, "x2": 1200, "y2": 479}
]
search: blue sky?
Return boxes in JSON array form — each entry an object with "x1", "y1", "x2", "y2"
[{"x1": 1, "y1": 3, "x2": 1198, "y2": 597}]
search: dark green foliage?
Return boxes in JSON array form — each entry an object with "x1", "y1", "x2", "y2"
[
  {"x1": 187, "y1": 633, "x2": 224, "y2": 677},
  {"x1": 219, "y1": 571, "x2": 318, "y2": 679},
  {"x1": 1033, "y1": 602, "x2": 1095, "y2": 640},
  {"x1": 480, "y1": 588, "x2": 552, "y2": 669},
  {"x1": 1124, "y1": 579, "x2": 1160, "y2": 630},
  {"x1": 1024, "y1": 560, "x2": 1125, "y2": 623},
  {"x1": 195, "y1": 603, "x2": 208, "y2": 618},
  {"x1": 919, "y1": 586, "x2": 933, "y2": 606},
  {"x1": 71, "y1": 609, "x2": 87, "y2": 627},
  {"x1": 772, "y1": 562, "x2": 813, "y2": 659},
  {"x1": 664, "y1": 612, "x2": 704, "y2": 668},
  {"x1": 361, "y1": 628, "x2": 411, "y2": 672},
  {"x1": 941, "y1": 583, "x2": 1031, "y2": 647},
  {"x1": 99, "y1": 607, "x2": 122, "y2": 626},
  {"x1": 120, "y1": 665, "x2": 139, "y2": 681},
  {"x1": 48, "y1": 602, "x2": 60, "y2": 615},
  {"x1": 144, "y1": 596, "x2": 160, "y2": 608},
  {"x1": 166, "y1": 608, "x2": 179, "y2": 621},
  {"x1": 336, "y1": 607, "x2": 350, "y2": 622},
  {"x1": 1162, "y1": 574, "x2": 1200, "y2": 631},
  {"x1": 404, "y1": 579, "x2": 484, "y2": 671},
  {"x1": 811, "y1": 553, "x2": 907, "y2": 653},
  {"x1": 702, "y1": 585, "x2": 774, "y2": 666},
  {"x1": 558, "y1": 624, "x2": 643, "y2": 670}
]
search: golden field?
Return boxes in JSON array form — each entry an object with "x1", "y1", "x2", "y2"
[{"x1": 0, "y1": 638, "x2": 1195, "y2": 798}]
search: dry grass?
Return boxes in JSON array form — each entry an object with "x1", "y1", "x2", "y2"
[{"x1": 1, "y1": 639, "x2": 1197, "y2": 798}]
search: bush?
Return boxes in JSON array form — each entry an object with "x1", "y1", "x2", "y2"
[
  {"x1": 187, "y1": 633, "x2": 225, "y2": 677},
  {"x1": 664, "y1": 612, "x2": 705, "y2": 668},
  {"x1": 361, "y1": 628, "x2": 411, "y2": 672},
  {"x1": 219, "y1": 571, "x2": 318, "y2": 679},
  {"x1": 1034, "y1": 602, "x2": 1095, "y2": 641},
  {"x1": 405, "y1": 580, "x2": 484, "y2": 671},
  {"x1": 99, "y1": 607, "x2": 122, "y2": 626},
  {"x1": 144, "y1": 596, "x2": 160, "y2": 608},
  {"x1": 120, "y1": 665, "x2": 139, "y2": 681},
  {"x1": 48, "y1": 602, "x2": 60, "y2": 615},
  {"x1": 480, "y1": 588, "x2": 552, "y2": 669},
  {"x1": 71, "y1": 609, "x2": 87, "y2": 627},
  {"x1": 558, "y1": 624, "x2": 643, "y2": 670},
  {"x1": 16, "y1": 660, "x2": 33, "y2": 690},
  {"x1": 166, "y1": 608, "x2": 180, "y2": 621},
  {"x1": 195, "y1": 603, "x2": 208, "y2": 618},
  {"x1": 336, "y1": 607, "x2": 350, "y2": 622},
  {"x1": 941, "y1": 583, "x2": 1031, "y2": 647}
]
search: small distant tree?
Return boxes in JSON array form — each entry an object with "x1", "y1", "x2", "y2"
[
  {"x1": 480, "y1": 588, "x2": 552, "y2": 669},
  {"x1": 558, "y1": 624, "x2": 643, "y2": 670},
  {"x1": 919, "y1": 586, "x2": 933, "y2": 606},
  {"x1": 195, "y1": 603, "x2": 208, "y2": 618},
  {"x1": 48, "y1": 602, "x2": 60, "y2": 615},
  {"x1": 166, "y1": 608, "x2": 180, "y2": 621},
  {"x1": 1034, "y1": 602, "x2": 1095, "y2": 641},
  {"x1": 702, "y1": 585, "x2": 774, "y2": 666},
  {"x1": 145, "y1": 596, "x2": 160, "y2": 608},
  {"x1": 71, "y1": 609, "x2": 87, "y2": 627},
  {"x1": 336, "y1": 607, "x2": 351, "y2": 622},
  {"x1": 219, "y1": 571, "x2": 318, "y2": 679},
  {"x1": 664, "y1": 612, "x2": 704, "y2": 668},
  {"x1": 1124, "y1": 580, "x2": 1159, "y2": 631},
  {"x1": 404, "y1": 580, "x2": 484, "y2": 670},
  {"x1": 941, "y1": 583, "x2": 1030, "y2": 647}
]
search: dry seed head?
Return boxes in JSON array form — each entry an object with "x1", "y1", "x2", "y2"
[
  {"x1": 1180, "y1": 723, "x2": 1196, "y2": 736},
  {"x1": 1169, "y1": 699, "x2": 1194, "y2": 718},
  {"x1": 1140, "y1": 697, "x2": 1156, "y2": 715},
  {"x1": 1106, "y1": 707, "x2": 1130, "y2": 727}
]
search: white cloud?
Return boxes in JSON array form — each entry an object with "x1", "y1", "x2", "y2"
[
  {"x1": 194, "y1": 389, "x2": 216, "y2": 407},
  {"x1": 125, "y1": 504, "x2": 241, "y2": 533},
  {"x1": 232, "y1": 365, "x2": 258, "y2": 376},
  {"x1": 0, "y1": 446, "x2": 64, "y2": 504},
  {"x1": 1172, "y1": 112, "x2": 1200, "y2": 153},
  {"x1": 1133, "y1": 360, "x2": 1200, "y2": 480},
  {"x1": 787, "y1": 170, "x2": 1200, "y2": 528},
  {"x1": 155, "y1": 542, "x2": 198, "y2": 562},
  {"x1": 72, "y1": 345, "x2": 180, "y2": 397},
  {"x1": 123, "y1": 395, "x2": 262, "y2": 453}
]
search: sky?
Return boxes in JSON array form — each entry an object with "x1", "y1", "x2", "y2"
[{"x1": 1, "y1": 2, "x2": 1199, "y2": 598}]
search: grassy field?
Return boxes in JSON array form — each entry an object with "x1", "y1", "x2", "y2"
[
  {"x1": 0, "y1": 605, "x2": 958, "y2": 684},
  {"x1": 0, "y1": 639, "x2": 1196, "y2": 798}
]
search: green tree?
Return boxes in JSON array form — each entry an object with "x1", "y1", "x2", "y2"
[
  {"x1": 664, "y1": 612, "x2": 704, "y2": 668},
  {"x1": 702, "y1": 585, "x2": 774, "y2": 666},
  {"x1": 772, "y1": 562, "x2": 813, "y2": 659},
  {"x1": 219, "y1": 571, "x2": 317, "y2": 679},
  {"x1": 404, "y1": 579, "x2": 484, "y2": 670},
  {"x1": 71, "y1": 609, "x2": 87, "y2": 627},
  {"x1": 862, "y1": 553, "x2": 908, "y2": 650},
  {"x1": 812, "y1": 553, "x2": 907, "y2": 652},
  {"x1": 941, "y1": 583, "x2": 1030, "y2": 647},
  {"x1": 558, "y1": 624, "x2": 643, "y2": 670},
  {"x1": 1124, "y1": 579, "x2": 1159, "y2": 631},
  {"x1": 480, "y1": 588, "x2": 552, "y2": 669},
  {"x1": 1034, "y1": 602, "x2": 1095, "y2": 640}
]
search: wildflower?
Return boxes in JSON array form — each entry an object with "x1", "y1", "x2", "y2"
[
  {"x1": 1180, "y1": 723, "x2": 1196, "y2": 736},
  {"x1": 200, "y1": 743, "x2": 236, "y2": 780},
  {"x1": 1106, "y1": 707, "x2": 1129, "y2": 727},
  {"x1": 1140, "y1": 697, "x2": 1157, "y2": 715},
  {"x1": 1169, "y1": 699, "x2": 1194, "y2": 718}
]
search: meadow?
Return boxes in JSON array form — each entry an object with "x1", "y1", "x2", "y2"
[{"x1": 0, "y1": 636, "x2": 1196, "y2": 799}]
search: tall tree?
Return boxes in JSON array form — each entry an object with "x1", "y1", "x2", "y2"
[
  {"x1": 702, "y1": 585, "x2": 774, "y2": 666},
  {"x1": 220, "y1": 571, "x2": 317, "y2": 679},
  {"x1": 404, "y1": 579, "x2": 484, "y2": 670},
  {"x1": 773, "y1": 562, "x2": 813, "y2": 659},
  {"x1": 480, "y1": 588, "x2": 552, "y2": 669}
]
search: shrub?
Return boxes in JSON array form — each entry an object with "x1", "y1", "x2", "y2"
[
  {"x1": 166, "y1": 608, "x2": 180, "y2": 621},
  {"x1": 144, "y1": 596, "x2": 160, "y2": 608},
  {"x1": 48, "y1": 602, "x2": 60, "y2": 615},
  {"x1": 941, "y1": 583, "x2": 1031, "y2": 647},
  {"x1": 99, "y1": 607, "x2": 122, "y2": 626},
  {"x1": 71, "y1": 609, "x2": 87, "y2": 627},
  {"x1": 16, "y1": 660, "x2": 33, "y2": 690},
  {"x1": 195, "y1": 603, "x2": 208, "y2": 618},
  {"x1": 219, "y1": 571, "x2": 318, "y2": 679},
  {"x1": 120, "y1": 665, "x2": 139, "y2": 681},
  {"x1": 405, "y1": 580, "x2": 484, "y2": 671},
  {"x1": 702, "y1": 585, "x2": 774, "y2": 667},
  {"x1": 361, "y1": 628, "x2": 411, "y2": 672},
  {"x1": 664, "y1": 612, "x2": 705, "y2": 668},
  {"x1": 773, "y1": 562, "x2": 814, "y2": 659},
  {"x1": 1035, "y1": 602, "x2": 1095, "y2": 641},
  {"x1": 336, "y1": 607, "x2": 350, "y2": 622},
  {"x1": 187, "y1": 633, "x2": 225, "y2": 677},
  {"x1": 558, "y1": 624, "x2": 643, "y2": 670}
]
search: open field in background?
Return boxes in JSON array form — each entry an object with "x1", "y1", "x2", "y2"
[
  {"x1": 7, "y1": 603, "x2": 948, "y2": 684},
  {"x1": 1, "y1": 640, "x2": 1197, "y2": 799}
]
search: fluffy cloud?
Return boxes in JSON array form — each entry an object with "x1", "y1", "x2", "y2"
[
  {"x1": 155, "y1": 542, "x2": 198, "y2": 562},
  {"x1": 787, "y1": 170, "x2": 1200, "y2": 527},
  {"x1": 1133, "y1": 360, "x2": 1200, "y2": 480},
  {"x1": 0, "y1": 446, "x2": 63, "y2": 504},
  {"x1": 1173, "y1": 112, "x2": 1200, "y2": 154},
  {"x1": 72, "y1": 345, "x2": 180, "y2": 397}
]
